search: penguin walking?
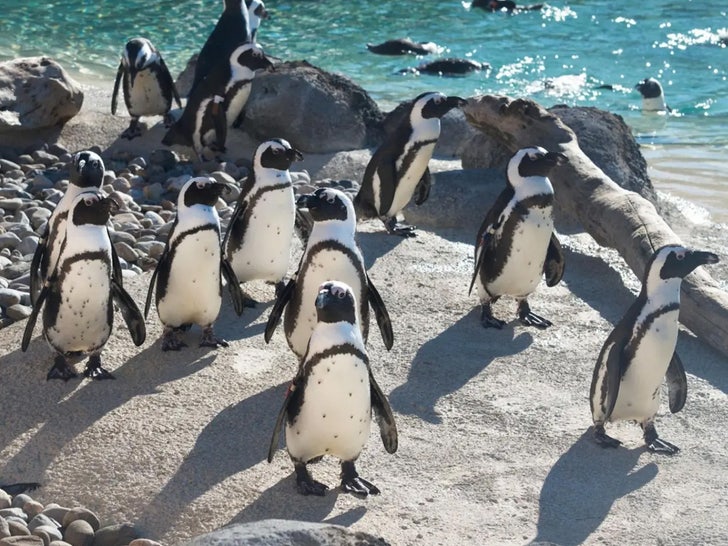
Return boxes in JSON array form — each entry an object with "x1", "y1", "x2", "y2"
[
  {"x1": 268, "y1": 280, "x2": 398, "y2": 496},
  {"x1": 635, "y1": 77, "x2": 671, "y2": 112},
  {"x1": 30, "y1": 150, "x2": 106, "y2": 305},
  {"x1": 111, "y1": 37, "x2": 182, "y2": 139},
  {"x1": 354, "y1": 92, "x2": 466, "y2": 236},
  {"x1": 590, "y1": 245, "x2": 718, "y2": 454},
  {"x1": 265, "y1": 188, "x2": 394, "y2": 359},
  {"x1": 22, "y1": 190, "x2": 146, "y2": 381},
  {"x1": 469, "y1": 146, "x2": 566, "y2": 329},
  {"x1": 145, "y1": 177, "x2": 244, "y2": 351},
  {"x1": 223, "y1": 138, "x2": 303, "y2": 305},
  {"x1": 246, "y1": 0, "x2": 269, "y2": 42},
  {"x1": 162, "y1": 43, "x2": 274, "y2": 160}
]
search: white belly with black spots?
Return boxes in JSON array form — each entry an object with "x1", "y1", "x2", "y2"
[
  {"x1": 158, "y1": 229, "x2": 221, "y2": 327},
  {"x1": 386, "y1": 141, "x2": 436, "y2": 217},
  {"x1": 225, "y1": 82, "x2": 252, "y2": 127},
  {"x1": 128, "y1": 70, "x2": 168, "y2": 117}
]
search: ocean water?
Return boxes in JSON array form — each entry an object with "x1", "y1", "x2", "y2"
[{"x1": 1, "y1": 0, "x2": 726, "y2": 221}]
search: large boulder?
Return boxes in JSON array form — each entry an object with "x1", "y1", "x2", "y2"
[{"x1": 0, "y1": 57, "x2": 83, "y2": 132}]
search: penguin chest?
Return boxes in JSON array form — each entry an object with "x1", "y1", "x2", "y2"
[
  {"x1": 387, "y1": 141, "x2": 436, "y2": 217},
  {"x1": 157, "y1": 229, "x2": 221, "y2": 327},
  {"x1": 610, "y1": 310, "x2": 679, "y2": 422},
  {"x1": 224, "y1": 81, "x2": 252, "y2": 126},
  {"x1": 128, "y1": 70, "x2": 169, "y2": 117},
  {"x1": 286, "y1": 352, "x2": 371, "y2": 463},
  {"x1": 228, "y1": 188, "x2": 295, "y2": 283}
]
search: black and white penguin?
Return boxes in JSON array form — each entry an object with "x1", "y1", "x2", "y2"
[
  {"x1": 267, "y1": 280, "x2": 398, "y2": 496},
  {"x1": 22, "y1": 190, "x2": 146, "y2": 381},
  {"x1": 145, "y1": 177, "x2": 244, "y2": 351},
  {"x1": 354, "y1": 92, "x2": 466, "y2": 236},
  {"x1": 30, "y1": 150, "x2": 106, "y2": 304},
  {"x1": 468, "y1": 146, "x2": 567, "y2": 329},
  {"x1": 265, "y1": 188, "x2": 394, "y2": 359},
  {"x1": 162, "y1": 43, "x2": 274, "y2": 160},
  {"x1": 246, "y1": 0, "x2": 269, "y2": 42},
  {"x1": 472, "y1": 0, "x2": 543, "y2": 12},
  {"x1": 190, "y1": 0, "x2": 251, "y2": 96},
  {"x1": 398, "y1": 58, "x2": 489, "y2": 76},
  {"x1": 589, "y1": 244, "x2": 718, "y2": 454},
  {"x1": 367, "y1": 38, "x2": 439, "y2": 56},
  {"x1": 223, "y1": 138, "x2": 303, "y2": 305},
  {"x1": 635, "y1": 77, "x2": 670, "y2": 112},
  {"x1": 111, "y1": 37, "x2": 182, "y2": 139}
]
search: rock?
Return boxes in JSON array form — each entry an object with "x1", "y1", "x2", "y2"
[
  {"x1": 48, "y1": 542, "x2": 72, "y2": 546},
  {"x1": 0, "y1": 200, "x2": 23, "y2": 213},
  {"x1": 27, "y1": 515, "x2": 59, "y2": 534},
  {"x1": 62, "y1": 520, "x2": 93, "y2": 546},
  {"x1": 6, "y1": 521, "x2": 29, "y2": 537},
  {"x1": 241, "y1": 61, "x2": 384, "y2": 153},
  {"x1": 16, "y1": 237, "x2": 38, "y2": 257},
  {"x1": 0, "y1": 536, "x2": 43, "y2": 546},
  {"x1": 0, "y1": 57, "x2": 83, "y2": 132},
  {"x1": 0, "y1": 518, "x2": 9, "y2": 539},
  {"x1": 0, "y1": 511, "x2": 25, "y2": 523},
  {"x1": 19, "y1": 505, "x2": 41, "y2": 521},
  {"x1": 113, "y1": 242, "x2": 138, "y2": 263},
  {"x1": 0, "y1": 233, "x2": 21, "y2": 251},
  {"x1": 61, "y1": 510, "x2": 99, "y2": 533},
  {"x1": 9, "y1": 498, "x2": 31, "y2": 512},
  {"x1": 37, "y1": 510, "x2": 65, "y2": 530},
  {"x1": 90, "y1": 523, "x2": 139, "y2": 546},
  {"x1": 127, "y1": 541, "x2": 161, "y2": 546},
  {"x1": 0, "y1": 288, "x2": 23, "y2": 307},
  {"x1": 32, "y1": 526, "x2": 62, "y2": 546}
]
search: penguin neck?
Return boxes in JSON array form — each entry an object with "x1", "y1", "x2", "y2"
[
  {"x1": 256, "y1": 168, "x2": 292, "y2": 188},
  {"x1": 63, "y1": 223, "x2": 110, "y2": 255},
  {"x1": 641, "y1": 275, "x2": 682, "y2": 315},
  {"x1": 307, "y1": 320, "x2": 365, "y2": 355},
  {"x1": 60, "y1": 185, "x2": 101, "y2": 213},
  {"x1": 230, "y1": 64, "x2": 255, "y2": 83},
  {"x1": 411, "y1": 115, "x2": 441, "y2": 141},
  {"x1": 309, "y1": 219, "x2": 356, "y2": 244},
  {"x1": 642, "y1": 96, "x2": 667, "y2": 112},
  {"x1": 510, "y1": 175, "x2": 554, "y2": 201},
  {"x1": 175, "y1": 204, "x2": 220, "y2": 236}
]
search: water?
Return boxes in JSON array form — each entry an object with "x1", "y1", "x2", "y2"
[{"x1": 1, "y1": 0, "x2": 727, "y2": 221}]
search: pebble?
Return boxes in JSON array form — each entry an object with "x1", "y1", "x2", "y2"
[
  {"x1": 0, "y1": 535, "x2": 43, "y2": 546},
  {"x1": 27, "y1": 515, "x2": 59, "y2": 533},
  {"x1": 91, "y1": 523, "x2": 140, "y2": 546},
  {"x1": 0, "y1": 233, "x2": 21, "y2": 251},
  {"x1": 32, "y1": 525, "x2": 62, "y2": 546},
  {"x1": 61, "y1": 521, "x2": 92, "y2": 546},
  {"x1": 61, "y1": 509, "x2": 99, "y2": 533}
]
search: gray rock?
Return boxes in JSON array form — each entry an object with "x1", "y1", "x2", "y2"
[
  {"x1": 6, "y1": 519, "x2": 29, "y2": 537},
  {"x1": 19, "y1": 504, "x2": 41, "y2": 521},
  {"x1": 16, "y1": 237, "x2": 39, "y2": 256},
  {"x1": 0, "y1": 512, "x2": 24, "y2": 523},
  {"x1": 127, "y1": 540, "x2": 161, "y2": 546},
  {"x1": 113, "y1": 242, "x2": 138, "y2": 263},
  {"x1": 0, "y1": 159, "x2": 21, "y2": 173},
  {"x1": 134, "y1": 241, "x2": 165, "y2": 260},
  {"x1": 90, "y1": 523, "x2": 139, "y2": 546},
  {"x1": 61, "y1": 509, "x2": 99, "y2": 533},
  {"x1": 5, "y1": 304, "x2": 32, "y2": 321},
  {"x1": 149, "y1": 149, "x2": 178, "y2": 170},
  {"x1": 49, "y1": 542, "x2": 72, "y2": 546},
  {"x1": 37, "y1": 510, "x2": 66, "y2": 530},
  {"x1": 0, "y1": 200, "x2": 24, "y2": 213},
  {"x1": 61, "y1": 520, "x2": 93, "y2": 546},
  {"x1": 142, "y1": 211, "x2": 164, "y2": 227},
  {"x1": 30, "y1": 151, "x2": 58, "y2": 166},
  {"x1": 2, "y1": 262, "x2": 30, "y2": 280},
  {"x1": 32, "y1": 526, "x2": 62, "y2": 546},
  {"x1": 27, "y1": 515, "x2": 59, "y2": 534},
  {"x1": 28, "y1": 175, "x2": 54, "y2": 192},
  {"x1": 0, "y1": 536, "x2": 43, "y2": 546},
  {"x1": 0, "y1": 288, "x2": 23, "y2": 307},
  {"x1": 0, "y1": 518, "x2": 9, "y2": 539}
]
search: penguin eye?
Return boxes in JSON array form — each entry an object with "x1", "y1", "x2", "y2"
[
  {"x1": 325, "y1": 192, "x2": 336, "y2": 204},
  {"x1": 675, "y1": 251, "x2": 686, "y2": 261},
  {"x1": 271, "y1": 147, "x2": 281, "y2": 155},
  {"x1": 83, "y1": 196, "x2": 95, "y2": 206},
  {"x1": 196, "y1": 180, "x2": 208, "y2": 189}
]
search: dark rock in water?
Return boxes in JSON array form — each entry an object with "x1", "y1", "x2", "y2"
[{"x1": 399, "y1": 58, "x2": 489, "y2": 76}]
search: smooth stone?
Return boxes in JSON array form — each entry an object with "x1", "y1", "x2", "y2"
[
  {"x1": 30, "y1": 151, "x2": 58, "y2": 166},
  {"x1": 142, "y1": 183, "x2": 164, "y2": 202},
  {"x1": 62, "y1": 520, "x2": 93, "y2": 546},
  {"x1": 165, "y1": 175, "x2": 191, "y2": 193},
  {"x1": 0, "y1": 511, "x2": 24, "y2": 523},
  {"x1": 149, "y1": 149, "x2": 178, "y2": 169},
  {"x1": 113, "y1": 242, "x2": 137, "y2": 263},
  {"x1": 6, "y1": 520, "x2": 29, "y2": 536},
  {"x1": 127, "y1": 541, "x2": 162, "y2": 546},
  {"x1": 49, "y1": 542, "x2": 72, "y2": 546},
  {"x1": 5, "y1": 304, "x2": 31, "y2": 321},
  {"x1": 0, "y1": 159, "x2": 21, "y2": 172},
  {"x1": 2, "y1": 262, "x2": 30, "y2": 280},
  {"x1": 0, "y1": 491, "x2": 10, "y2": 509},
  {"x1": 0, "y1": 277, "x2": 9, "y2": 289},
  {"x1": 38, "y1": 510, "x2": 66, "y2": 528},
  {"x1": 142, "y1": 211, "x2": 164, "y2": 227},
  {"x1": 16, "y1": 237, "x2": 38, "y2": 256},
  {"x1": 0, "y1": 288, "x2": 23, "y2": 307},
  {"x1": 111, "y1": 213, "x2": 141, "y2": 225},
  {"x1": 0, "y1": 518, "x2": 9, "y2": 539},
  {"x1": 10, "y1": 497, "x2": 32, "y2": 511},
  {"x1": 0, "y1": 535, "x2": 43, "y2": 546},
  {"x1": 28, "y1": 175, "x2": 53, "y2": 192},
  {"x1": 90, "y1": 523, "x2": 139, "y2": 546},
  {"x1": 0, "y1": 199, "x2": 24, "y2": 212},
  {"x1": 107, "y1": 231, "x2": 135, "y2": 246},
  {"x1": 0, "y1": 233, "x2": 21, "y2": 250},
  {"x1": 129, "y1": 157, "x2": 147, "y2": 169},
  {"x1": 7, "y1": 224, "x2": 35, "y2": 240},
  {"x1": 27, "y1": 515, "x2": 59, "y2": 533},
  {"x1": 32, "y1": 526, "x2": 62, "y2": 546},
  {"x1": 20, "y1": 504, "x2": 41, "y2": 520},
  {"x1": 61, "y1": 510, "x2": 99, "y2": 533}
]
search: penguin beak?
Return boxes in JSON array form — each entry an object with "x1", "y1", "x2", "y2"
[
  {"x1": 315, "y1": 288, "x2": 330, "y2": 309},
  {"x1": 289, "y1": 148, "x2": 304, "y2": 162},
  {"x1": 129, "y1": 67, "x2": 138, "y2": 87},
  {"x1": 687, "y1": 250, "x2": 720, "y2": 267},
  {"x1": 544, "y1": 151, "x2": 568, "y2": 166},
  {"x1": 448, "y1": 96, "x2": 468, "y2": 109},
  {"x1": 296, "y1": 194, "x2": 313, "y2": 209}
]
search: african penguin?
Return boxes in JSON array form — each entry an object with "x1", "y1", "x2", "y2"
[
  {"x1": 354, "y1": 91, "x2": 466, "y2": 236},
  {"x1": 267, "y1": 280, "x2": 398, "y2": 496},
  {"x1": 21, "y1": 190, "x2": 146, "y2": 381},
  {"x1": 469, "y1": 146, "x2": 567, "y2": 329},
  {"x1": 190, "y1": 0, "x2": 251, "y2": 97},
  {"x1": 30, "y1": 150, "x2": 106, "y2": 305},
  {"x1": 590, "y1": 244, "x2": 718, "y2": 454},
  {"x1": 366, "y1": 38, "x2": 439, "y2": 56},
  {"x1": 111, "y1": 37, "x2": 182, "y2": 139},
  {"x1": 471, "y1": 0, "x2": 543, "y2": 12},
  {"x1": 246, "y1": 0, "x2": 269, "y2": 42},
  {"x1": 398, "y1": 58, "x2": 489, "y2": 76},
  {"x1": 265, "y1": 188, "x2": 394, "y2": 359},
  {"x1": 162, "y1": 43, "x2": 274, "y2": 160},
  {"x1": 145, "y1": 177, "x2": 244, "y2": 351},
  {"x1": 635, "y1": 77, "x2": 670, "y2": 112},
  {"x1": 223, "y1": 138, "x2": 303, "y2": 305}
]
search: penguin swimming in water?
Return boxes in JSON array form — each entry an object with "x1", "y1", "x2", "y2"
[
  {"x1": 162, "y1": 43, "x2": 274, "y2": 160},
  {"x1": 354, "y1": 92, "x2": 466, "y2": 236},
  {"x1": 190, "y1": 0, "x2": 251, "y2": 97},
  {"x1": 145, "y1": 177, "x2": 244, "y2": 351},
  {"x1": 267, "y1": 280, "x2": 398, "y2": 496},
  {"x1": 367, "y1": 38, "x2": 439, "y2": 56},
  {"x1": 472, "y1": 0, "x2": 543, "y2": 12},
  {"x1": 398, "y1": 58, "x2": 489, "y2": 76},
  {"x1": 469, "y1": 146, "x2": 566, "y2": 329},
  {"x1": 246, "y1": 0, "x2": 269, "y2": 42},
  {"x1": 265, "y1": 188, "x2": 394, "y2": 359},
  {"x1": 111, "y1": 37, "x2": 182, "y2": 140},
  {"x1": 224, "y1": 138, "x2": 303, "y2": 305},
  {"x1": 22, "y1": 190, "x2": 146, "y2": 381},
  {"x1": 589, "y1": 244, "x2": 718, "y2": 454},
  {"x1": 635, "y1": 77, "x2": 671, "y2": 112},
  {"x1": 30, "y1": 150, "x2": 106, "y2": 305}
]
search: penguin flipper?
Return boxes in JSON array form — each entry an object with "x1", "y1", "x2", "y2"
[
  {"x1": 111, "y1": 62, "x2": 124, "y2": 115},
  {"x1": 29, "y1": 226, "x2": 48, "y2": 304},
  {"x1": 666, "y1": 352, "x2": 687, "y2": 413},
  {"x1": 414, "y1": 167, "x2": 432, "y2": 205},
  {"x1": 109, "y1": 230, "x2": 124, "y2": 287},
  {"x1": 111, "y1": 279, "x2": 147, "y2": 346},
  {"x1": 144, "y1": 254, "x2": 163, "y2": 320},
  {"x1": 600, "y1": 338, "x2": 627, "y2": 421},
  {"x1": 469, "y1": 186, "x2": 513, "y2": 295},
  {"x1": 264, "y1": 277, "x2": 296, "y2": 343},
  {"x1": 369, "y1": 371, "x2": 398, "y2": 454},
  {"x1": 221, "y1": 257, "x2": 245, "y2": 316},
  {"x1": 544, "y1": 233, "x2": 565, "y2": 287},
  {"x1": 159, "y1": 56, "x2": 183, "y2": 109},
  {"x1": 366, "y1": 273, "x2": 394, "y2": 350},
  {"x1": 222, "y1": 197, "x2": 247, "y2": 254},
  {"x1": 22, "y1": 283, "x2": 50, "y2": 351},
  {"x1": 267, "y1": 381, "x2": 300, "y2": 463}
]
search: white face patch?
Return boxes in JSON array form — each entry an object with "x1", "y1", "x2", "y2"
[{"x1": 411, "y1": 92, "x2": 445, "y2": 124}]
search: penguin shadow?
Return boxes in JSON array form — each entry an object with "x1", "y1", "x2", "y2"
[
  {"x1": 531, "y1": 430, "x2": 658, "y2": 546},
  {"x1": 356, "y1": 230, "x2": 413, "y2": 269},
  {"x1": 389, "y1": 309, "x2": 533, "y2": 423},
  {"x1": 215, "y1": 295, "x2": 270, "y2": 343}
]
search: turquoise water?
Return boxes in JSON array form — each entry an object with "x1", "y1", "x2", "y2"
[{"x1": 1, "y1": 0, "x2": 727, "y2": 219}]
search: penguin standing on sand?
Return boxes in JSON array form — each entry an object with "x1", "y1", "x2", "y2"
[
  {"x1": 354, "y1": 92, "x2": 466, "y2": 236},
  {"x1": 22, "y1": 190, "x2": 146, "y2": 381},
  {"x1": 111, "y1": 37, "x2": 182, "y2": 139},
  {"x1": 145, "y1": 177, "x2": 244, "y2": 351},
  {"x1": 635, "y1": 77, "x2": 670, "y2": 112},
  {"x1": 469, "y1": 146, "x2": 566, "y2": 329},
  {"x1": 162, "y1": 43, "x2": 274, "y2": 160},
  {"x1": 30, "y1": 150, "x2": 106, "y2": 304},
  {"x1": 268, "y1": 280, "x2": 398, "y2": 496},
  {"x1": 590, "y1": 244, "x2": 718, "y2": 453},
  {"x1": 265, "y1": 188, "x2": 394, "y2": 359},
  {"x1": 224, "y1": 138, "x2": 303, "y2": 305},
  {"x1": 246, "y1": 0, "x2": 269, "y2": 42}
]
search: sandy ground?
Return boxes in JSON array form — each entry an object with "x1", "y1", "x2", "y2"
[{"x1": 2, "y1": 83, "x2": 728, "y2": 545}]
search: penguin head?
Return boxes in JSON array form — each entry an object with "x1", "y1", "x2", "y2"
[
  {"x1": 296, "y1": 188, "x2": 354, "y2": 224},
  {"x1": 635, "y1": 77, "x2": 664, "y2": 99},
  {"x1": 69, "y1": 150, "x2": 105, "y2": 189},
  {"x1": 255, "y1": 138, "x2": 303, "y2": 171},
  {"x1": 645, "y1": 245, "x2": 719, "y2": 290},
  {"x1": 230, "y1": 43, "x2": 274, "y2": 80},
  {"x1": 508, "y1": 146, "x2": 567, "y2": 181},
  {"x1": 179, "y1": 177, "x2": 226, "y2": 209},
  {"x1": 70, "y1": 190, "x2": 112, "y2": 227},
  {"x1": 123, "y1": 38, "x2": 159, "y2": 85},
  {"x1": 413, "y1": 92, "x2": 468, "y2": 121},
  {"x1": 247, "y1": 0, "x2": 269, "y2": 39},
  {"x1": 315, "y1": 281, "x2": 358, "y2": 325}
]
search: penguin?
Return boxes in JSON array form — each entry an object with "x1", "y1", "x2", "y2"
[
  {"x1": 367, "y1": 38, "x2": 439, "y2": 56},
  {"x1": 354, "y1": 92, "x2": 466, "y2": 236},
  {"x1": 589, "y1": 244, "x2": 718, "y2": 454},
  {"x1": 0, "y1": 482, "x2": 41, "y2": 496},
  {"x1": 265, "y1": 188, "x2": 394, "y2": 359},
  {"x1": 30, "y1": 150, "x2": 107, "y2": 305},
  {"x1": 398, "y1": 58, "x2": 489, "y2": 76},
  {"x1": 111, "y1": 37, "x2": 182, "y2": 139},
  {"x1": 635, "y1": 77, "x2": 671, "y2": 112},
  {"x1": 246, "y1": 0, "x2": 269, "y2": 42},
  {"x1": 468, "y1": 146, "x2": 567, "y2": 329},
  {"x1": 145, "y1": 177, "x2": 244, "y2": 351},
  {"x1": 223, "y1": 138, "x2": 303, "y2": 305},
  {"x1": 21, "y1": 190, "x2": 146, "y2": 381},
  {"x1": 267, "y1": 280, "x2": 398, "y2": 496},
  {"x1": 162, "y1": 43, "x2": 274, "y2": 160},
  {"x1": 190, "y1": 0, "x2": 251, "y2": 97},
  {"x1": 472, "y1": 0, "x2": 543, "y2": 12}
]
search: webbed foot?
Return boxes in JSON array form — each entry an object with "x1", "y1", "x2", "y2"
[
  {"x1": 480, "y1": 302, "x2": 506, "y2": 329},
  {"x1": 383, "y1": 217, "x2": 417, "y2": 238},
  {"x1": 594, "y1": 424, "x2": 622, "y2": 448},
  {"x1": 161, "y1": 326, "x2": 188, "y2": 351},
  {"x1": 120, "y1": 119, "x2": 143, "y2": 140},
  {"x1": 294, "y1": 462, "x2": 328, "y2": 496},
  {"x1": 341, "y1": 461, "x2": 380, "y2": 497},
  {"x1": 643, "y1": 422, "x2": 679, "y2": 454},
  {"x1": 517, "y1": 300, "x2": 552, "y2": 329},
  {"x1": 83, "y1": 354, "x2": 115, "y2": 380},
  {"x1": 199, "y1": 325, "x2": 229, "y2": 348},
  {"x1": 47, "y1": 356, "x2": 78, "y2": 381}
]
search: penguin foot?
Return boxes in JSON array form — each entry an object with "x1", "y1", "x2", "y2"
[
  {"x1": 643, "y1": 422, "x2": 679, "y2": 454},
  {"x1": 340, "y1": 461, "x2": 380, "y2": 497},
  {"x1": 83, "y1": 356, "x2": 116, "y2": 381},
  {"x1": 593, "y1": 424, "x2": 622, "y2": 448},
  {"x1": 294, "y1": 463, "x2": 328, "y2": 496},
  {"x1": 161, "y1": 327, "x2": 188, "y2": 351},
  {"x1": 517, "y1": 300, "x2": 552, "y2": 329},
  {"x1": 383, "y1": 217, "x2": 417, "y2": 237},
  {"x1": 120, "y1": 119, "x2": 143, "y2": 140},
  {"x1": 46, "y1": 356, "x2": 78, "y2": 381},
  {"x1": 199, "y1": 326, "x2": 229, "y2": 349},
  {"x1": 480, "y1": 303, "x2": 506, "y2": 329}
]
